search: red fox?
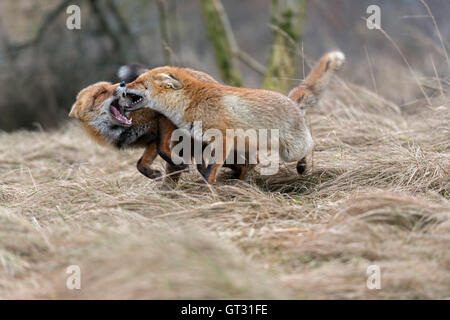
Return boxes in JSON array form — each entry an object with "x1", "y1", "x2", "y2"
[
  {"x1": 118, "y1": 51, "x2": 345, "y2": 184},
  {"x1": 69, "y1": 67, "x2": 248, "y2": 185}
]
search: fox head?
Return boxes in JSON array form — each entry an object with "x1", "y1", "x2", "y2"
[
  {"x1": 116, "y1": 67, "x2": 217, "y2": 120},
  {"x1": 69, "y1": 82, "x2": 134, "y2": 146},
  {"x1": 69, "y1": 81, "x2": 132, "y2": 126}
]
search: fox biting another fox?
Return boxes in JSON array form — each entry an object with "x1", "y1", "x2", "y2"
[
  {"x1": 69, "y1": 67, "x2": 249, "y2": 186},
  {"x1": 70, "y1": 51, "x2": 345, "y2": 185},
  {"x1": 115, "y1": 51, "x2": 345, "y2": 184}
]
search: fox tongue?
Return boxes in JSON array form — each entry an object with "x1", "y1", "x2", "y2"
[{"x1": 111, "y1": 105, "x2": 131, "y2": 125}]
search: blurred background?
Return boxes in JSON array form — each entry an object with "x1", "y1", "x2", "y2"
[{"x1": 0, "y1": 0, "x2": 448, "y2": 131}]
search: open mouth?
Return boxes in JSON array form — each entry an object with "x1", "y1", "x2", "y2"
[
  {"x1": 124, "y1": 92, "x2": 144, "y2": 109},
  {"x1": 110, "y1": 99, "x2": 132, "y2": 126}
]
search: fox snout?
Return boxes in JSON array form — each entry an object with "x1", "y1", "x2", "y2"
[
  {"x1": 114, "y1": 84, "x2": 127, "y2": 98},
  {"x1": 114, "y1": 85, "x2": 146, "y2": 111},
  {"x1": 114, "y1": 84, "x2": 132, "y2": 109}
]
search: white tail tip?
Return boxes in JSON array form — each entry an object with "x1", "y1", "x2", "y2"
[
  {"x1": 117, "y1": 65, "x2": 132, "y2": 81},
  {"x1": 327, "y1": 51, "x2": 346, "y2": 70}
]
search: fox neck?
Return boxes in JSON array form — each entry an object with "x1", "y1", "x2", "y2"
[{"x1": 149, "y1": 95, "x2": 189, "y2": 129}]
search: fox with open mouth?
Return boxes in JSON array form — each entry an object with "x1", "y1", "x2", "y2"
[
  {"x1": 116, "y1": 51, "x2": 346, "y2": 184},
  {"x1": 69, "y1": 66, "x2": 249, "y2": 185}
]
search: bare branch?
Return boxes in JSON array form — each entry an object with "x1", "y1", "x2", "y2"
[
  {"x1": 235, "y1": 50, "x2": 266, "y2": 75},
  {"x1": 7, "y1": 0, "x2": 79, "y2": 54},
  {"x1": 211, "y1": 0, "x2": 239, "y2": 56},
  {"x1": 89, "y1": 0, "x2": 130, "y2": 63}
]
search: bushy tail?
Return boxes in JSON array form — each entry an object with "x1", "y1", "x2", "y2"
[{"x1": 288, "y1": 51, "x2": 345, "y2": 108}]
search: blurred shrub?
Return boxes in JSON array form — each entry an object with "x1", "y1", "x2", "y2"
[{"x1": 0, "y1": 0, "x2": 156, "y2": 131}]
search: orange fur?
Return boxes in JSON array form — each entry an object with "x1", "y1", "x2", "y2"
[
  {"x1": 69, "y1": 81, "x2": 181, "y2": 184},
  {"x1": 69, "y1": 68, "x2": 249, "y2": 185},
  {"x1": 288, "y1": 51, "x2": 345, "y2": 107},
  {"x1": 122, "y1": 51, "x2": 345, "y2": 184}
]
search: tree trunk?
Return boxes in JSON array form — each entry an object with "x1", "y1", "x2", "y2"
[
  {"x1": 199, "y1": 0, "x2": 242, "y2": 86},
  {"x1": 156, "y1": 0, "x2": 173, "y2": 65},
  {"x1": 262, "y1": 0, "x2": 307, "y2": 94}
]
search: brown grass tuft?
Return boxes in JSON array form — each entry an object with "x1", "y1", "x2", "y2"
[{"x1": 0, "y1": 77, "x2": 449, "y2": 299}]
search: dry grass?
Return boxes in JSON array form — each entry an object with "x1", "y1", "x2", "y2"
[{"x1": 0, "y1": 78, "x2": 449, "y2": 299}]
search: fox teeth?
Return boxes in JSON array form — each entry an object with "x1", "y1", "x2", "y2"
[{"x1": 130, "y1": 97, "x2": 143, "y2": 106}]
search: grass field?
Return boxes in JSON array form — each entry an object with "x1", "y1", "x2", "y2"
[{"x1": 0, "y1": 78, "x2": 449, "y2": 299}]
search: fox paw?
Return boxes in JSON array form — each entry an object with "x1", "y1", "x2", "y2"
[
  {"x1": 296, "y1": 157, "x2": 307, "y2": 175},
  {"x1": 137, "y1": 166, "x2": 162, "y2": 179}
]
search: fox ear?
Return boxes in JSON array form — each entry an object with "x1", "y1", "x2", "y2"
[
  {"x1": 68, "y1": 103, "x2": 80, "y2": 119},
  {"x1": 154, "y1": 73, "x2": 183, "y2": 90}
]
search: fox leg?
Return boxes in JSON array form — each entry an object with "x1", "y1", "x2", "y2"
[
  {"x1": 200, "y1": 135, "x2": 234, "y2": 184},
  {"x1": 224, "y1": 163, "x2": 250, "y2": 180},
  {"x1": 197, "y1": 141, "x2": 250, "y2": 181},
  {"x1": 198, "y1": 161, "x2": 249, "y2": 180},
  {"x1": 156, "y1": 117, "x2": 178, "y2": 166},
  {"x1": 137, "y1": 143, "x2": 161, "y2": 179},
  {"x1": 156, "y1": 117, "x2": 189, "y2": 187},
  {"x1": 227, "y1": 151, "x2": 257, "y2": 180},
  {"x1": 223, "y1": 151, "x2": 251, "y2": 180}
]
